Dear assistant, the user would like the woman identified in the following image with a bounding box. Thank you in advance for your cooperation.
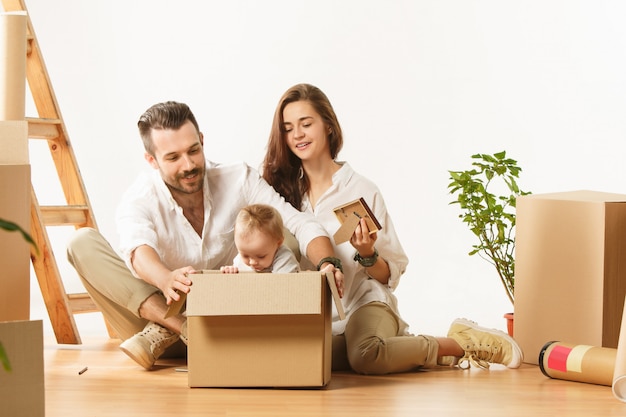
[262,83,523,374]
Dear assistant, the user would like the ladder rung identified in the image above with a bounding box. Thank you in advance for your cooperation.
[26,117,61,140]
[67,292,98,314]
[40,205,90,226]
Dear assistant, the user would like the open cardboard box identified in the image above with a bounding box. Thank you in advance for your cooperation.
[167,270,345,388]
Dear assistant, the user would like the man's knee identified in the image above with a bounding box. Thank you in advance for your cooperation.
[68,227,98,246]
[66,227,99,264]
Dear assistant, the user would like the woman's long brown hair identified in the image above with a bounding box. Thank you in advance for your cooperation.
[262,83,343,210]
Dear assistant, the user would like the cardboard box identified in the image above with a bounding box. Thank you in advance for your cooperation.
[0,121,28,164]
[0,320,45,417]
[515,190,626,364]
[0,164,31,321]
[0,121,31,321]
[170,271,344,388]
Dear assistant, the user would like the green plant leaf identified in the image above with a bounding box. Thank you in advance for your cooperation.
[0,218,39,254]
[447,151,530,305]
[493,150,506,159]
[0,342,11,372]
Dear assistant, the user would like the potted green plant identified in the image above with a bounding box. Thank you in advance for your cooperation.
[447,151,530,335]
[0,218,37,372]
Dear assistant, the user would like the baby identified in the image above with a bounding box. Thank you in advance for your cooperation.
[220,204,300,273]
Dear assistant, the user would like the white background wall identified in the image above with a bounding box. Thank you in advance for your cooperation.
[10,0,626,340]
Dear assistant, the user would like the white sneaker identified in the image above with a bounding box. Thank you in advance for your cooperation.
[447,318,523,369]
[119,322,179,370]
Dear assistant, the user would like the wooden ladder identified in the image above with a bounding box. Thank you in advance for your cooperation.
[2,0,113,344]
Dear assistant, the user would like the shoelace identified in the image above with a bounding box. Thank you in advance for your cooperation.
[458,352,490,370]
[143,324,178,345]
[457,345,503,370]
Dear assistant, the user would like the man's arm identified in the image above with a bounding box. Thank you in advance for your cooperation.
[305,236,344,297]
[131,245,194,305]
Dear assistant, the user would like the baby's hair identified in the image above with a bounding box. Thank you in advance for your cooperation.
[236,204,285,242]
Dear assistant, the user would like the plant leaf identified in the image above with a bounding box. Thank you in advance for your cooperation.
[447,151,530,305]
[0,342,11,372]
[0,218,39,254]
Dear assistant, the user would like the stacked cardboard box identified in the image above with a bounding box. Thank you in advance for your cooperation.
[0,121,43,416]
[0,121,30,321]
[515,190,626,365]
[1,13,44,416]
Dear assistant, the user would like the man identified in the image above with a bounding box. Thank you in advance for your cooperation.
[67,101,344,370]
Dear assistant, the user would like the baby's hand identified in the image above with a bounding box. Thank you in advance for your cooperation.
[220,265,239,274]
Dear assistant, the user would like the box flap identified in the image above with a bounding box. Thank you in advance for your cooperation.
[187,272,324,316]
[166,270,345,320]
[325,271,346,320]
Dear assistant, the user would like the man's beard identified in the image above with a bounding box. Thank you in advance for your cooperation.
[165,166,205,194]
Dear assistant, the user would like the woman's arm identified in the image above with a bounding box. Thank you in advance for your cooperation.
[305,236,345,297]
[351,218,391,285]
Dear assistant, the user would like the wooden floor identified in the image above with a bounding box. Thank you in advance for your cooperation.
[42,335,626,417]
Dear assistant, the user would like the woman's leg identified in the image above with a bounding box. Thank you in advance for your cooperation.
[344,302,439,375]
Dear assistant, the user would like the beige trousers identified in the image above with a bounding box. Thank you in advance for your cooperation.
[332,302,439,374]
[66,227,164,340]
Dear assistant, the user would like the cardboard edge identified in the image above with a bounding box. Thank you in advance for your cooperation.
[325,271,346,320]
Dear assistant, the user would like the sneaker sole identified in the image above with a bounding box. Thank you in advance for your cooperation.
[450,318,524,368]
[119,339,155,370]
